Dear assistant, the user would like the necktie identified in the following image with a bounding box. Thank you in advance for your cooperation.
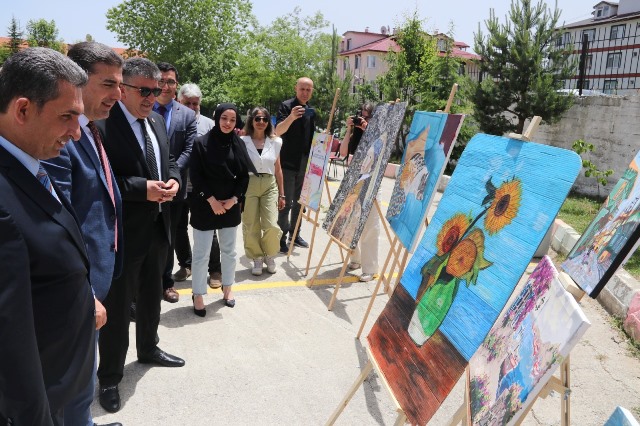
[88,121,118,251]
[157,105,167,118]
[138,118,160,181]
[36,163,54,195]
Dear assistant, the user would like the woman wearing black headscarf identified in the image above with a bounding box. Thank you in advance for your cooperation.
[189,103,256,316]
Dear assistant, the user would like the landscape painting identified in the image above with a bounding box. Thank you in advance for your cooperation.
[386,111,464,252]
[367,134,581,425]
[322,102,406,249]
[299,132,333,211]
[562,150,640,297]
[468,256,590,426]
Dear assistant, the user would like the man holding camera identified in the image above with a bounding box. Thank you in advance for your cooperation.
[275,77,315,253]
[339,102,379,282]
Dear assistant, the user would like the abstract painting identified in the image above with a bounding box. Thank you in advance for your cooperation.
[386,111,464,252]
[322,102,406,249]
[469,256,590,426]
[562,150,640,297]
[367,134,581,425]
[299,132,333,211]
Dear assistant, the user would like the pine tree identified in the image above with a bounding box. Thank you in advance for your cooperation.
[7,16,23,53]
[473,0,576,135]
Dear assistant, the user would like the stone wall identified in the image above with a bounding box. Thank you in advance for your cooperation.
[533,95,640,197]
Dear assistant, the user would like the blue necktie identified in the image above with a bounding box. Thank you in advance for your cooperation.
[36,163,54,195]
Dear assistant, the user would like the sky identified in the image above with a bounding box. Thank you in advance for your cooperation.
[6,0,593,50]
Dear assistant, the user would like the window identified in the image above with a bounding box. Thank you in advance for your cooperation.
[582,29,596,42]
[603,79,618,94]
[437,39,447,52]
[458,64,466,75]
[557,32,572,46]
[606,52,622,68]
[367,55,376,68]
[355,55,360,69]
[611,24,625,40]
[578,80,590,90]
[343,58,349,71]
[346,38,352,50]
[587,54,593,68]
[596,7,603,18]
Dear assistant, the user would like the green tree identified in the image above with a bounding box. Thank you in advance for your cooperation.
[107,0,254,108]
[472,0,576,135]
[7,16,24,53]
[26,19,64,52]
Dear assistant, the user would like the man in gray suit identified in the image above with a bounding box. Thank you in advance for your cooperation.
[154,62,197,303]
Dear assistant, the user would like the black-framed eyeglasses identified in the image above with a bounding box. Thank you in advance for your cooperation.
[253,116,269,123]
[159,79,177,88]
[120,82,162,97]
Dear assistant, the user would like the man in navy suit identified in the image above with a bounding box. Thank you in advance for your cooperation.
[43,42,124,426]
[154,62,196,303]
[0,47,95,426]
[96,57,185,414]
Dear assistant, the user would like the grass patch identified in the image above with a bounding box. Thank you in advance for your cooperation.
[610,316,640,359]
[558,195,640,280]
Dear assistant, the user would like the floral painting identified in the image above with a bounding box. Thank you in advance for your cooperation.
[469,256,590,426]
[322,102,406,249]
[562,150,640,297]
[386,112,464,252]
[367,134,581,425]
[299,132,333,211]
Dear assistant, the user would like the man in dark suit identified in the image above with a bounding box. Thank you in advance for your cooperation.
[43,42,124,426]
[154,62,196,303]
[96,57,185,414]
[0,47,95,426]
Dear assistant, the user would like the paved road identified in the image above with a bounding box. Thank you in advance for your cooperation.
[94,173,640,425]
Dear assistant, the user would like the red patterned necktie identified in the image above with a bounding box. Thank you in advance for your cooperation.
[87,121,118,251]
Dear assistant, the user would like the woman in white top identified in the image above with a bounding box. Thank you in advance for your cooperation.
[241,107,286,275]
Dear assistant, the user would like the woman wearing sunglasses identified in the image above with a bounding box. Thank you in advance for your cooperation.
[189,103,255,316]
[241,107,286,276]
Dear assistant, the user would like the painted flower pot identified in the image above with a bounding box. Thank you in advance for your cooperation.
[408,278,459,346]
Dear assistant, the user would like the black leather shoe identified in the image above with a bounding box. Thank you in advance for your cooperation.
[99,385,120,413]
[138,348,185,367]
[192,295,206,317]
[94,422,123,426]
[279,240,288,254]
[292,235,309,248]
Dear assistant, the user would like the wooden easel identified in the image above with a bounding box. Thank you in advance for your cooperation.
[287,88,341,276]
[326,346,407,426]
[308,198,391,311]
[356,83,460,337]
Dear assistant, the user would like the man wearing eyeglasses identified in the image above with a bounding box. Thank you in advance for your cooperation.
[95,57,185,414]
[153,62,196,304]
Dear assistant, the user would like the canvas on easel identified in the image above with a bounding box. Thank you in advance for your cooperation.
[299,132,333,211]
[366,134,581,425]
[562,149,640,297]
[468,256,590,426]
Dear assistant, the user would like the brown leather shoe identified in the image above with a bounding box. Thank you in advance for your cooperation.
[172,267,191,282]
[163,287,179,303]
[208,272,222,289]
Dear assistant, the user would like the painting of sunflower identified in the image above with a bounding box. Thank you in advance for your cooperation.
[485,178,522,235]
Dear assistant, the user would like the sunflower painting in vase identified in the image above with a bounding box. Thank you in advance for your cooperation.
[408,177,522,346]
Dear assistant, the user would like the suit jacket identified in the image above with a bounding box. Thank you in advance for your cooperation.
[0,145,95,425]
[96,102,181,254]
[43,127,124,302]
[162,101,196,200]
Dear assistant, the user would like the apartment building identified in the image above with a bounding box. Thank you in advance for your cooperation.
[337,27,480,95]
[558,0,640,94]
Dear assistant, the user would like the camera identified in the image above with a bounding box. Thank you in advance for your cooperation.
[352,116,362,126]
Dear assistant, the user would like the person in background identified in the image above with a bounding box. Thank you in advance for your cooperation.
[0,47,95,426]
[338,102,379,282]
[175,83,223,289]
[154,62,197,304]
[241,106,286,275]
[275,77,315,253]
[43,41,124,426]
[189,103,255,316]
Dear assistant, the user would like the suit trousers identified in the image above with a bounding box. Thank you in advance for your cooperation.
[277,155,307,242]
[63,332,98,426]
[98,219,167,386]
[175,194,222,273]
[242,174,282,259]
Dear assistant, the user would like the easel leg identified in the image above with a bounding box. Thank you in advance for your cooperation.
[325,361,374,426]
[309,239,333,287]
[328,249,353,311]
[388,249,409,296]
[288,207,305,257]
[393,411,407,426]
[561,355,570,426]
[304,209,321,276]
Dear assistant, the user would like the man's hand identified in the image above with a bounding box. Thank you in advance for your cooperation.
[95,298,107,330]
[161,179,180,202]
[290,105,305,121]
[147,180,167,202]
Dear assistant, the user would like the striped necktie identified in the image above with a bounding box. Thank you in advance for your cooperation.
[138,118,160,180]
[36,163,54,195]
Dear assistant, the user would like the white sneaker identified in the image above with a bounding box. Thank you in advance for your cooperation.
[348,262,361,270]
[264,255,277,274]
[359,273,374,282]
[251,258,263,276]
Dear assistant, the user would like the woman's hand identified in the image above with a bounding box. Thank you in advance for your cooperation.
[208,197,226,215]
[220,197,238,211]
